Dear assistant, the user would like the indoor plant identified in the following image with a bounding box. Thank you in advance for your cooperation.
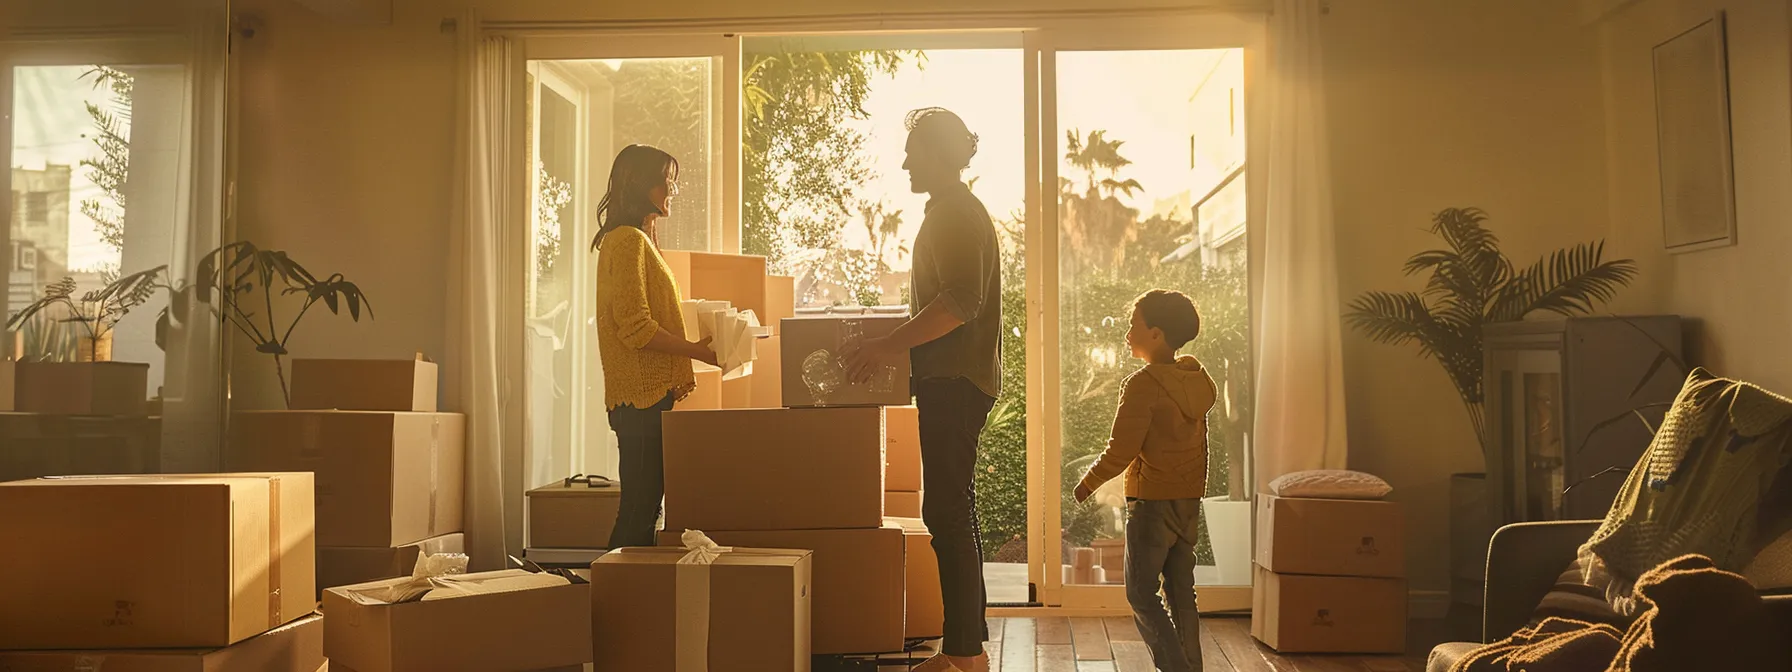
[6,266,167,362]
[160,241,373,408]
[1344,207,1637,605]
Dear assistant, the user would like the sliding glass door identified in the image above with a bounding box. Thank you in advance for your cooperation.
[1029,17,1265,612]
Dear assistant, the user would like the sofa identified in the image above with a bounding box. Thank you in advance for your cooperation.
[1426,520,1792,672]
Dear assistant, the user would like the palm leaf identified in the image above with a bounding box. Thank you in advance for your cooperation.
[1500,242,1637,319]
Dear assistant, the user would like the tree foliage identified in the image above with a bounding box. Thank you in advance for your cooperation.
[741,49,911,274]
[79,66,133,252]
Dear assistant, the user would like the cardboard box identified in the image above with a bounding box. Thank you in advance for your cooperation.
[886,405,921,491]
[0,473,317,649]
[1256,495,1405,578]
[228,412,465,547]
[663,407,885,531]
[721,372,756,409]
[0,613,325,672]
[318,533,466,595]
[661,250,769,320]
[0,414,160,482]
[888,517,944,640]
[675,367,723,410]
[324,570,591,672]
[765,275,796,335]
[290,357,439,412]
[1250,565,1407,654]
[780,314,912,407]
[0,359,14,411]
[751,335,783,408]
[528,480,622,549]
[655,524,903,655]
[885,491,922,518]
[594,546,811,670]
[14,361,149,415]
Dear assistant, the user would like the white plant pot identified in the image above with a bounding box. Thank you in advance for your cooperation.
[1202,496,1253,586]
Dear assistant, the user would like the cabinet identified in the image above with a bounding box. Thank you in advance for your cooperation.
[1484,316,1683,525]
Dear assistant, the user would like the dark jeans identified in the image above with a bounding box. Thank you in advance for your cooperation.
[1125,498,1204,672]
[606,392,674,550]
[915,377,997,657]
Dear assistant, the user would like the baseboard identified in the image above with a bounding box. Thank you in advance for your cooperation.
[1409,590,1452,619]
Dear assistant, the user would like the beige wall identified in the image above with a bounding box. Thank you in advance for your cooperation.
[1324,0,1611,596]
[1594,0,1792,391]
[231,0,456,408]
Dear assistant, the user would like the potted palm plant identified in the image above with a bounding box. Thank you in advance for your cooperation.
[1344,207,1637,605]
[5,266,167,415]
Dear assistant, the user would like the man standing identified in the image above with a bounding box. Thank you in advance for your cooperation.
[847,107,1001,672]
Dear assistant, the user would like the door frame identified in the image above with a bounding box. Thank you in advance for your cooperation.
[1026,14,1267,612]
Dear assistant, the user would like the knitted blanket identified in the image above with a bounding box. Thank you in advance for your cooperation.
[1451,554,1785,672]
[1578,368,1792,615]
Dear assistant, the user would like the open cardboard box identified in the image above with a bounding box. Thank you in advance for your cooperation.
[323,569,591,672]
[317,533,466,596]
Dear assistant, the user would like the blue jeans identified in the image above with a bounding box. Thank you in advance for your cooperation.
[1125,498,1204,672]
[916,377,997,657]
[606,392,674,549]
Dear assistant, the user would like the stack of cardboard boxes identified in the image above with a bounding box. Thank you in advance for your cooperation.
[0,333,161,481]
[1251,494,1408,654]
[660,251,794,412]
[227,356,468,596]
[323,566,592,671]
[0,473,326,672]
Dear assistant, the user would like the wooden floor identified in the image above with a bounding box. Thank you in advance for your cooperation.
[914,616,1433,672]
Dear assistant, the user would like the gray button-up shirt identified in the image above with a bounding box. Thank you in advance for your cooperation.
[908,181,1002,399]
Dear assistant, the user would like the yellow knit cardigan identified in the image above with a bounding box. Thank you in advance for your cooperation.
[595,226,693,410]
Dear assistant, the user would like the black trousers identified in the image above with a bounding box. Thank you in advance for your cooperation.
[915,377,997,657]
[606,392,674,550]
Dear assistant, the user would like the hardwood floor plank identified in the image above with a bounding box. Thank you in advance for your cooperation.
[988,642,1003,672]
[1037,618,1074,645]
[1110,641,1154,672]
[1287,656,1367,672]
[1201,624,1235,672]
[1002,618,1037,672]
[1074,662,1117,672]
[991,617,1006,642]
[1103,616,1143,642]
[1070,618,1113,661]
[1038,644,1078,672]
[1358,658,1416,672]
[1206,618,1275,672]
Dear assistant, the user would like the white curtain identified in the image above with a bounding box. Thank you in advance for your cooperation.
[1253,0,1349,492]
[448,12,525,571]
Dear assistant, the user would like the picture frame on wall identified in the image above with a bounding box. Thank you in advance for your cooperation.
[1651,12,1737,253]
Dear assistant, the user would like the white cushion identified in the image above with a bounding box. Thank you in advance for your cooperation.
[1267,470,1393,500]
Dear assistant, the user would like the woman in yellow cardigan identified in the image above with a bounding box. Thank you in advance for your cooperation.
[592,144,716,549]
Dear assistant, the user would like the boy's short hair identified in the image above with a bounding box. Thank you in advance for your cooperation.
[1133,289,1201,350]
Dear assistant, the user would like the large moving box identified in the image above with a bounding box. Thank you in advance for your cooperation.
[661,251,769,320]
[0,613,325,672]
[884,491,922,518]
[528,480,622,549]
[324,571,591,672]
[228,411,465,547]
[592,546,811,671]
[0,473,317,649]
[885,405,921,491]
[656,524,905,655]
[751,335,783,408]
[888,517,944,640]
[318,533,466,595]
[765,275,796,335]
[1250,565,1406,654]
[663,407,885,531]
[13,361,149,415]
[290,357,439,412]
[780,314,911,407]
[1256,495,1405,578]
[0,414,160,482]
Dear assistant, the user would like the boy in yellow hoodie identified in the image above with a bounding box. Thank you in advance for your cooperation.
[1075,289,1217,672]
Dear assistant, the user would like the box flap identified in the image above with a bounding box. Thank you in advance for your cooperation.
[597,546,810,568]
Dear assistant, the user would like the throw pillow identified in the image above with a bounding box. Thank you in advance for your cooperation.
[1267,469,1393,499]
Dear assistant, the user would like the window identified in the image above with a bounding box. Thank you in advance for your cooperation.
[24,192,49,226]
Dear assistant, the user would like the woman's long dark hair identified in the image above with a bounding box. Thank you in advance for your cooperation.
[591,144,679,250]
